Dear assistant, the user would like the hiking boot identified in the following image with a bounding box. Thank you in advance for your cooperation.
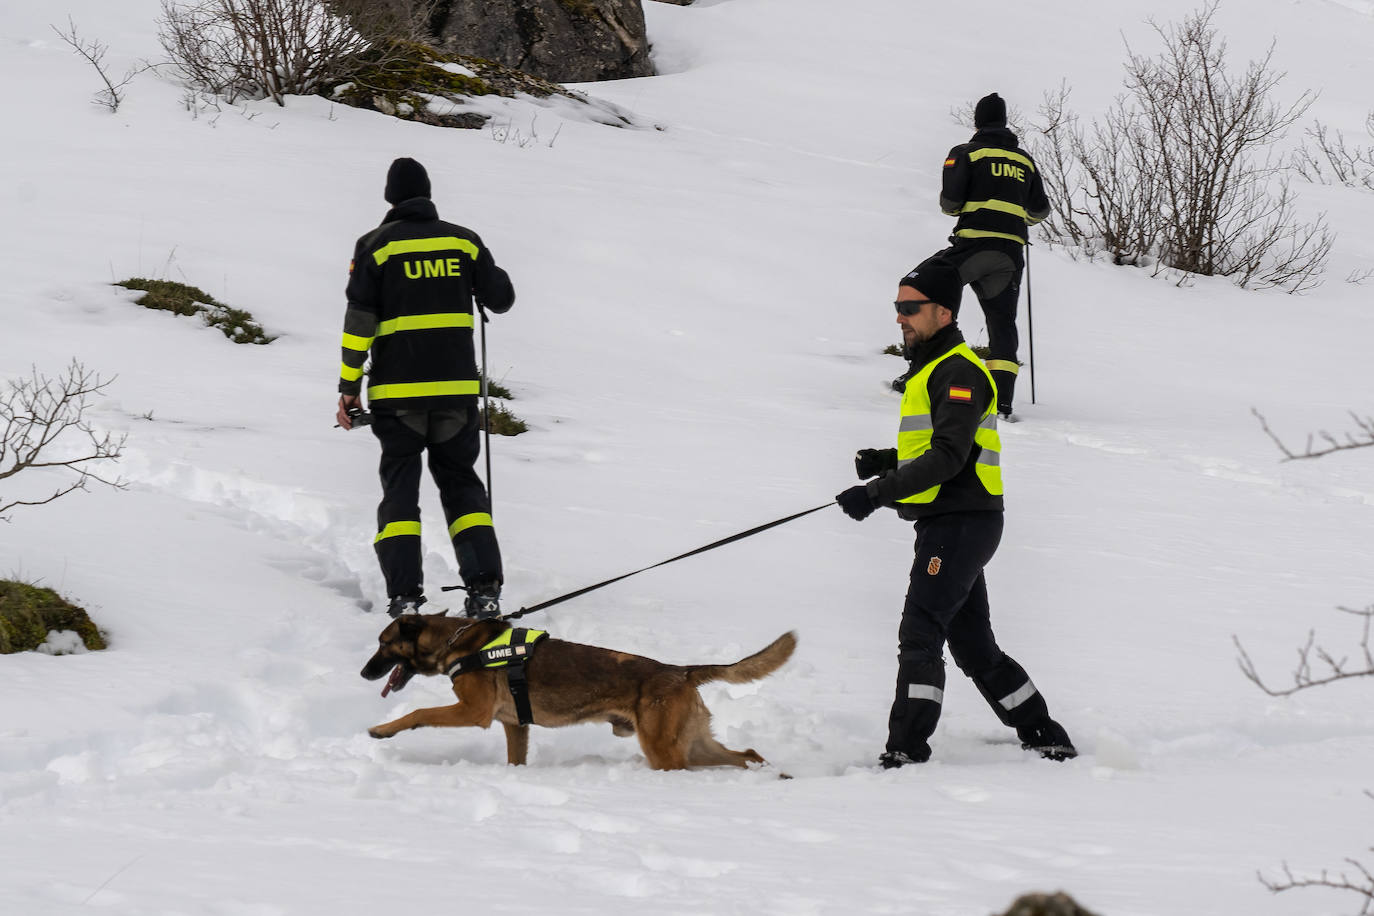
[878,749,928,769]
[463,580,502,620]
[386,593,427,618]
[998,408,1020,424]
[1017,718,1077,761]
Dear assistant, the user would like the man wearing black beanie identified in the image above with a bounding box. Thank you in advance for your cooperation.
[337,157,516,620]
[836,261,1075,768]
[915,91,1050,421]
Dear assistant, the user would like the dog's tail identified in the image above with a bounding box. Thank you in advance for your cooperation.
[686,632,797,687]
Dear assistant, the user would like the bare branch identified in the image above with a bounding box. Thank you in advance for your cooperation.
[1254,408,1374,461]
[0,361,126,521]
[1235,605,1374,696]
[1261,858,1374,914]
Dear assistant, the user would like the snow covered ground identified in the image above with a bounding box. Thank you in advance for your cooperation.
[3,0,1373,913]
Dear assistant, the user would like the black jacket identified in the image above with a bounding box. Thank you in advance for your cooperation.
[866,325,1004,519]
[340,198,515,410]
[940,127,1050,245]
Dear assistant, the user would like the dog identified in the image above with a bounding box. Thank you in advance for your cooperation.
[360,614,796,771]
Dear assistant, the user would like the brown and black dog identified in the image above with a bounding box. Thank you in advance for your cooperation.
[360,614,796,770]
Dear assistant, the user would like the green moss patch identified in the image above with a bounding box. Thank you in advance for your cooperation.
[115,278,275,345]
[482,374,514,400]
[327,41,617,130]
[480,402,528,436]
[0,580,106,654]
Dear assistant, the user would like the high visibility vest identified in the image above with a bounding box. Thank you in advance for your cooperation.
[896,343,1003,504]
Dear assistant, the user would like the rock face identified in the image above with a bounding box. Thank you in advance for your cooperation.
[432,0,653,82]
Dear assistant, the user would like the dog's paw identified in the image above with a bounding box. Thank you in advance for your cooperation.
[367,726,393,740]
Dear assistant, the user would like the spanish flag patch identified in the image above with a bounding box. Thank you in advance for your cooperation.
[948,386,973,402]
[943,157,957,168]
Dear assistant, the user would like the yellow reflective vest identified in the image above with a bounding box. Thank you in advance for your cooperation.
[896,342,1003,504]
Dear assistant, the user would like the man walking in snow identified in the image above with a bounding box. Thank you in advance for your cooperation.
[336,157,515,619]
[836,256,1074,768]
[907,92,1049,421]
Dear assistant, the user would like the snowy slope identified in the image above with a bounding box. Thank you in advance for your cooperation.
[3,1,1374,914]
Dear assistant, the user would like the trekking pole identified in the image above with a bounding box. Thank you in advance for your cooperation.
[1025,241,1037,405]
[478,303,493,512]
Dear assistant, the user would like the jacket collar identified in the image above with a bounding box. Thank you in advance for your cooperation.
[972,126,1019,147]
[903,323,965,369]
[382,197,438,223]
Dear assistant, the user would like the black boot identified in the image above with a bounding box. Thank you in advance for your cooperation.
[1016,718,1077,761]
[989,368,1018,419]
[462,579,502,620]
[386,593,427,618]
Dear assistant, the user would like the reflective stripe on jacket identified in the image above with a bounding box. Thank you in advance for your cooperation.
[940,127,1050,246]
[340,198,514,410]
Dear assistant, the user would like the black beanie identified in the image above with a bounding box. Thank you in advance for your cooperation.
[974,92,1007,129]
[899,256,964,316]
[384,157,431,204]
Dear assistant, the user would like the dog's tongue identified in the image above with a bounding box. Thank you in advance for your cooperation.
[382,665,405,698]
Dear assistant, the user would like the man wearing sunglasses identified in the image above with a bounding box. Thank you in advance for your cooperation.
[836,256,1074,769]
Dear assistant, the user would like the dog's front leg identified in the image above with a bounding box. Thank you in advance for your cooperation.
[368,677,497,739]
[502,722,529,765]
[367,700,495,739]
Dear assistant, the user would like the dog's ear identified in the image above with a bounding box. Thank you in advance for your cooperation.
[396,615,427,636]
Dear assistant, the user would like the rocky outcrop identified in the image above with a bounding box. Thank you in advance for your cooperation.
[996,893,1101,916]
[432,0,653,83]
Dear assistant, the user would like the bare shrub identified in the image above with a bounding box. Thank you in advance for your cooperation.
[1292,114,1374,191]
[157,0,432,105]
[1027,3,1331,291]
[1,362,125,521]
[1241,416,1374,914]
[51,16,150,112]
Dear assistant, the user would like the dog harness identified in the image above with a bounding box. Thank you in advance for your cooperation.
[445,628,548,726]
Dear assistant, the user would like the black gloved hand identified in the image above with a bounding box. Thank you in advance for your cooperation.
[854,448,893,480]
[836,485,878,521]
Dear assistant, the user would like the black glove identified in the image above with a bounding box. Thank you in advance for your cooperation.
[854,448,894,480]
[836,485,878,521]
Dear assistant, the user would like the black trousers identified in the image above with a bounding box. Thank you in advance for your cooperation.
[936,239,1025,412]
[886,510,1050,761]
[370,404,502,599]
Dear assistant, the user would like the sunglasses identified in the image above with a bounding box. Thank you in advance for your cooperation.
[894,298,936,316]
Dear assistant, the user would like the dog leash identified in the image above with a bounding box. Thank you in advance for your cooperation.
[496,502,836,621]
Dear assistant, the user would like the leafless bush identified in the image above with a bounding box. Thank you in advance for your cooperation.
[1,362,125,521]
[1292,115,1374,191]
[157,0,433,105]
[51,16,150,112]
[1027,3,1331,291]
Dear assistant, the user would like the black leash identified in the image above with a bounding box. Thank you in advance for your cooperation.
[496,502,835,621]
